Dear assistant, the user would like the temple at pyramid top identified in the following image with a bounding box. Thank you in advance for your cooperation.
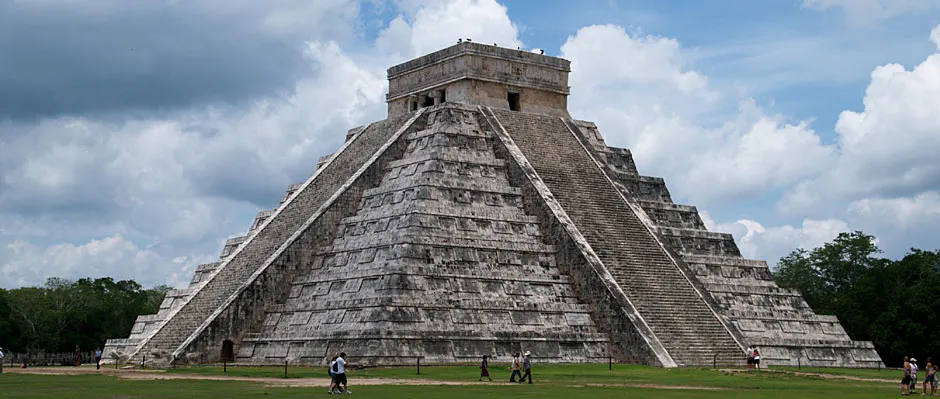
[386,42,571,117]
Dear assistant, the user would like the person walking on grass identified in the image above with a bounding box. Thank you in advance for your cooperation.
[331,352,351,394]
[0,346,5,374]
[328,355,339,394]
[912,358,921,395]
[73,344,81,367]
[479,354,492,382]
[519,351,533,384]
[509,353,522,382]
[922,357,937,396]
[903,356,914,396]
[94,347,102,370]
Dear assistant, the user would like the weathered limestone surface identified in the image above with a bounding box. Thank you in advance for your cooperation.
[485,108,744,366]
[386,42,571,118]
[106,42,883,368]
[110,110,423,364]
[563,117,883,368]
[238,105,609,365]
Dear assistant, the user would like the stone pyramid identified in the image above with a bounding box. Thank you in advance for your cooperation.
[105,42,884,368]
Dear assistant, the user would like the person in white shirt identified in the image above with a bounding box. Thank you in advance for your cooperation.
[328,355,339,394]
[0,346,5,374]
[332,352,350,394]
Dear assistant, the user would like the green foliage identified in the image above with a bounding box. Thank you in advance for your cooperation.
[0,277,168,353]
[773,231,940,366]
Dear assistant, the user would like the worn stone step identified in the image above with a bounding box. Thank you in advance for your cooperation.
[492,108,743,366]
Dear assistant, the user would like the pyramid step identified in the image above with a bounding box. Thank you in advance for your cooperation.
[490,108,743,366]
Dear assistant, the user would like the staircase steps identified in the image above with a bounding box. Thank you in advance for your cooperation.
[489,108,743,366]
[129,112,419,362]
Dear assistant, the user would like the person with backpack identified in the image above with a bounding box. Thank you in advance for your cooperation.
[328,356,339,394]
[509,353,522,382]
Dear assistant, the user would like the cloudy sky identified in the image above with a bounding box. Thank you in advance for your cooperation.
[2,0,939,289]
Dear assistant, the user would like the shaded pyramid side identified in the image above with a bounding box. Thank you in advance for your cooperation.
[105,110,426,364]
[103,178,322,362]
[237,105,611,365]
[560,118,883,368]
[485,108,745,366]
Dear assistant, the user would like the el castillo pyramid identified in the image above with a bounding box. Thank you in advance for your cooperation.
[104,42,884,368]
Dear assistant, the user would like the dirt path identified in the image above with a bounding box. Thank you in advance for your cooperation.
[717,368,896,383]
[6,366,726,390]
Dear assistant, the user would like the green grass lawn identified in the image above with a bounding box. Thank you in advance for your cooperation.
[169,362,899,384]
[0,364,903,399]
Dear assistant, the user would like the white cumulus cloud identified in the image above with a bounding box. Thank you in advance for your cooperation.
[780,24,940,216]
[0,0,525,289]
[561,24,834,207]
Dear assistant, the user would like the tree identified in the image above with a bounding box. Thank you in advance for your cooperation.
[1,277,169,354]
[773,232,940,367]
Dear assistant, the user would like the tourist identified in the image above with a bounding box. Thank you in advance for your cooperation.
[479,354,492,381]
[0,346,5,374]
[509,353,522,382]
[332,352,350,394]
[73,344,81,367]
[922,357,937,396]
[746,346,754,369]
[752,348,761,370]
[912,358,920,394]
[519,351,533,384]
[903,356,913,396]
[94,347,102,370]
[328,355,339,394]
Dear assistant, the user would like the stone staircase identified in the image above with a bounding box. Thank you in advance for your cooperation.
[235,104,610,365]
[488,108,743,366]
[564,117,883,368]
[126,111,422,364]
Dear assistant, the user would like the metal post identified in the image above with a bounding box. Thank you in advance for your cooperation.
[609,355,612,370]
[284,360,288,378]
[142,355,146,370]
[713,353,717,369]
[798,357,801,370]
[417,357,421,375]
[223,360,226,373]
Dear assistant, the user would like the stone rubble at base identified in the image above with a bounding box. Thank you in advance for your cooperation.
[103,42,884,369]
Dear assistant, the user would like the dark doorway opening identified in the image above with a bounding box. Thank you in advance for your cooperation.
[221,340,235,362]
[423,96,435,107]
[508,92,521,111]
[411,101,418,111]
[439,90,446,104]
